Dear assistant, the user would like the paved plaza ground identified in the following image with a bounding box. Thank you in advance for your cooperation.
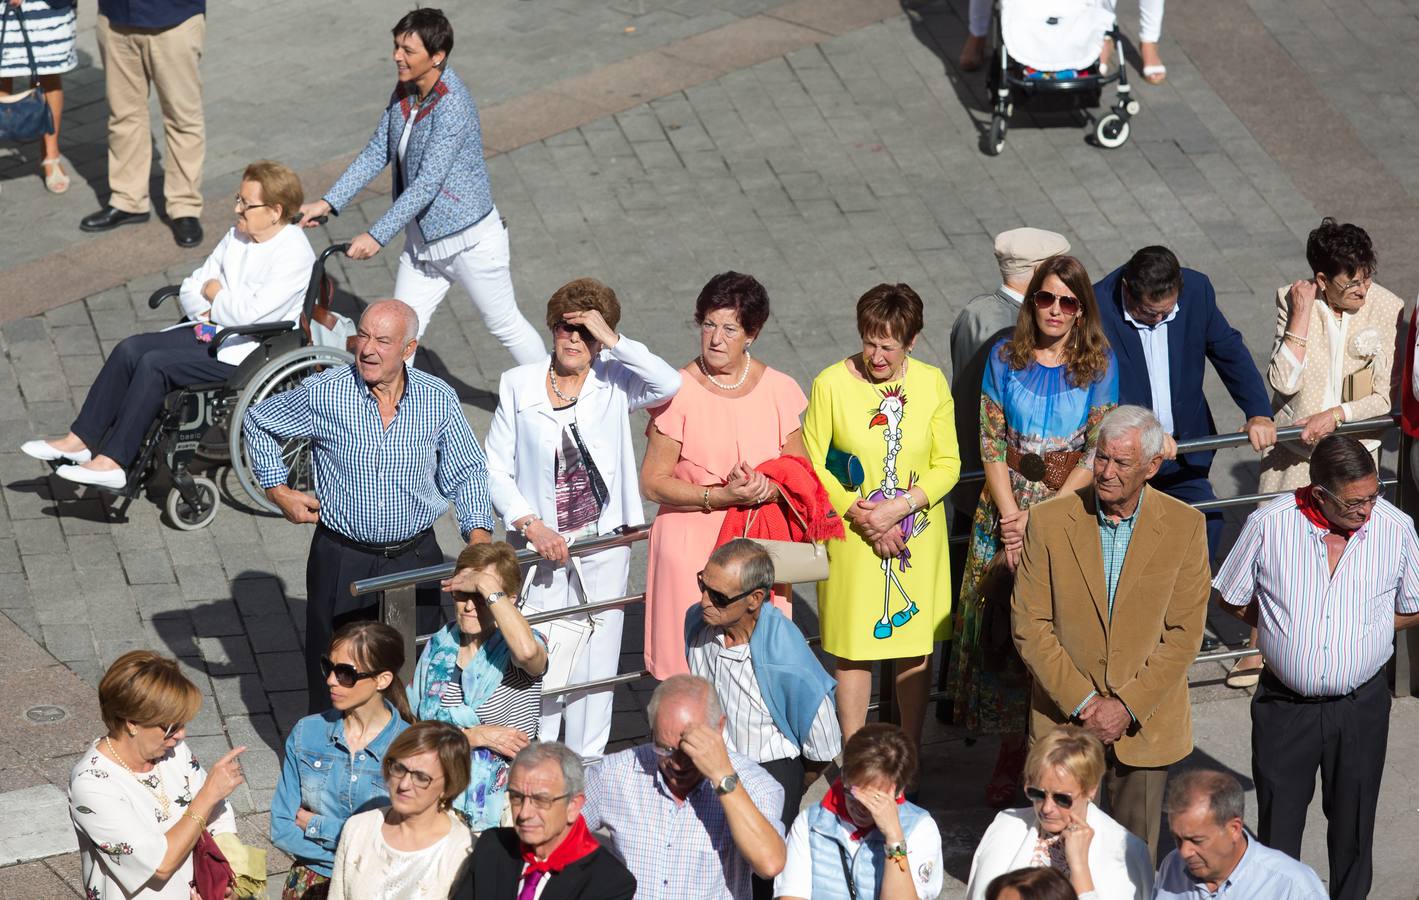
[3,0,1419,896]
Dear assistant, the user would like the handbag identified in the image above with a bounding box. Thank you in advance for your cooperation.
[975,550,1027,677]
[0,5,56,143]
[524,528,596,698]
[190,829,235,900]
[742,504,829,584]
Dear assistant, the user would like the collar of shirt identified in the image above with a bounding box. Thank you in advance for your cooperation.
[1098,489,1144,529]
[359,363,412,409]
[1000,285,1025,305]
[1121,303,1179,331]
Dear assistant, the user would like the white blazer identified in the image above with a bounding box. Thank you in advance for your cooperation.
[966,804,1154,900]
[485,335,681,536]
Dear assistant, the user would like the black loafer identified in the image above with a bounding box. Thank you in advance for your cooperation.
[1200,634,1220,652]
[80,206,151,233]
[171,217,203,248]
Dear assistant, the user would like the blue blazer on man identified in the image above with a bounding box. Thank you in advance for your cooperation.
[1094,265,1271,476]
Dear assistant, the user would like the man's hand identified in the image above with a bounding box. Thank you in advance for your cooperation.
[466,528,492,546]
[344,232,382,260]
[1243,416,1277,452]
[1078,696,1131,745]
[266,486,320,525]
[678,722,735,784]
[1161,433,1178,461]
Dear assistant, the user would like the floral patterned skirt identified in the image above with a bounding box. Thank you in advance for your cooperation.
[282,865,330,900]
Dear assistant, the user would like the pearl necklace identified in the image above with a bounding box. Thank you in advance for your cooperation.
[104,736,171,819]
[547,364,585,405]
[698,350,751,390]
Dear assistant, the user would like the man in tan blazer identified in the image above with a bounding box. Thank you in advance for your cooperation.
[1012,405,1210,857]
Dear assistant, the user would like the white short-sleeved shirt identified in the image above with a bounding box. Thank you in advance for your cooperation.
[773,809,943,900]
[69,740,236,900]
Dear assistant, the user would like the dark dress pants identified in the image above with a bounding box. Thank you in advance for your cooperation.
[752,755,807,900]
[1252,668,1389,900]
[70,329,234,468]
[303,524,447,714]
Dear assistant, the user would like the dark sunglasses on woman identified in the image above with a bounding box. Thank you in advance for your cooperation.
[1025,785,1076,809]
[1031,290,1080,317]
[320,655,378,688]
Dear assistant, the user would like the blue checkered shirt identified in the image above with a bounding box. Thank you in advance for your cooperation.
[1072,492,1143,717]
[583,745,785,900]
[241,363,493,543]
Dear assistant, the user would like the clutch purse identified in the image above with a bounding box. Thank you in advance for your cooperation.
[1341,364,1373,404]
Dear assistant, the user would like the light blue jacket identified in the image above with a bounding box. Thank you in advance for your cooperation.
[269,701,410,876]
[324,66,495,247]
[804,801,934,900]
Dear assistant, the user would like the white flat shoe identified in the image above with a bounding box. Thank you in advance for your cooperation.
[22,440,92,464]
[56,464,126,491]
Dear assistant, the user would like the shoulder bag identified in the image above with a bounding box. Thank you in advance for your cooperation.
[743,503,829,584]
[0,4,56,143]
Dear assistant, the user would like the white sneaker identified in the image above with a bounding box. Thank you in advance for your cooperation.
[55,464,126,491]
[21,440,92,464]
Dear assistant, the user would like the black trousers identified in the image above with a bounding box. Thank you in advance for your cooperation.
[70,329,234,467]
[304,524,447,714]
[1150,462,1222,561]
[752,755,807,900]
[1252,667,1389,900]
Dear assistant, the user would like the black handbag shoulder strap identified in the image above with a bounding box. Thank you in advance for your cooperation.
[0,4,42,87]
[835,842,861,900]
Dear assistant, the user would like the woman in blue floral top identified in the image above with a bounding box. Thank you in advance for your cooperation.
[69,651,246,899]
[271,622,414,898]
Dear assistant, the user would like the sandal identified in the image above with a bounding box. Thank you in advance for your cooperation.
[1225,654,1264,689]
[1142,65,1167,85]
[1140,42,1166,84]
[42,155,70,194]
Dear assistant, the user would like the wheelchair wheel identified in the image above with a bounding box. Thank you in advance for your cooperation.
[166,475,220,531]
[227,345,354,514]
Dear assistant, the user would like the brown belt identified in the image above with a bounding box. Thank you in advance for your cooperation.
[1006,446,1083,493]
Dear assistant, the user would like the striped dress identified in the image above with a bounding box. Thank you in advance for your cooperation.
[0,1,77,78]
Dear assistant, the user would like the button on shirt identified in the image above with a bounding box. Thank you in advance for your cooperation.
[242,363,493,543]
[1214,494,1419,696]
[583,745,785,900]
[1122,304,1178,434]
[1154,832,1327,899]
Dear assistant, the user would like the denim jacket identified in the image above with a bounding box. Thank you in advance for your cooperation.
[323,66,495,247]
[269,701,409,876]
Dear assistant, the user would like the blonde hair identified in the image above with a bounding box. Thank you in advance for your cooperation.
[241,159,304,221]
[98,651,203,737]
[1024,724,1105,794]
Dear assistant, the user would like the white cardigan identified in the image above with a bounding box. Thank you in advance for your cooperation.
[966,804,1154,900]
[485,335,681,536]
[175,224,315,364]
[328,808,472,900]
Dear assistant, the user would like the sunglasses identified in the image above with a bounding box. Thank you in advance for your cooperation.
[553,322,595,342]
[320,655,378,689]
[1031,290,1081,317]
[1025,786,1076,809]
[696,571,762,608]
[388,759,438,789]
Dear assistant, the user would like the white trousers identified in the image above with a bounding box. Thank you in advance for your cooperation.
[523,546,629,759]
[973,0,1163,43]
[392,212,546,365]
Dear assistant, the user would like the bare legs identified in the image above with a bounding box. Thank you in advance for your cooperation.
[835,654,932,747]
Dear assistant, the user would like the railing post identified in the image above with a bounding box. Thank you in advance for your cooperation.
[1395,430,1419,698]
[380,585,418,685]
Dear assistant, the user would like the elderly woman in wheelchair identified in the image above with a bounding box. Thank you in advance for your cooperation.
[22,160,316,493]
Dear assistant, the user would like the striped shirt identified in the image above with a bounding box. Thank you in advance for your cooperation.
[436,663,541,738]
[686,632,841,764]
[583,745,785,900]
[242,363,493,543]
[1214,493,1419,696]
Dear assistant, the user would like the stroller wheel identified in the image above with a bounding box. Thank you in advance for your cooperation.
[166,476,220,531]
[1094,113,1130,149]
[987,116,1008,156]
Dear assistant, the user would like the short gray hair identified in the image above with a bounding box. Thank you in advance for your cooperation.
[1097,404,1165,459]
[1164,769,1245,828]
[707,538,776,596]
[647,674,723,730]
[511,741,586,797]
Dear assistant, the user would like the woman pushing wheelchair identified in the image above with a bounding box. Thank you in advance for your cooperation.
[21,160,315,492]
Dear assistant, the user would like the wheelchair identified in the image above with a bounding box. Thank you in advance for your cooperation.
[99,243,355,530]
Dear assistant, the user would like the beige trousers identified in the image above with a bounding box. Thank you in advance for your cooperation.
[95,14,205,217]
[1101,753,1170,861]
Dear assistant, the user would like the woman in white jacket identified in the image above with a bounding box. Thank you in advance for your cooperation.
[22,160,314,492]
[486,277,681,758]
[967,725,1154,900]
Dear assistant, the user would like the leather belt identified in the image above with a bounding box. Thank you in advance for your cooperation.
[318,523,432,559]
[1006,446,1083,493]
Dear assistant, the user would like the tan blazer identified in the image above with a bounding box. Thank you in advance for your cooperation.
[1011,485,1210,768]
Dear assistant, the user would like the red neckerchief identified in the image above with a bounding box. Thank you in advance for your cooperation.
[522,815,601,875]
[819,778,904,841]
[1295,486,1355,539]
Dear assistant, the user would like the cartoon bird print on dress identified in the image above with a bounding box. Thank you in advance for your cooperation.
[866,385,928,639]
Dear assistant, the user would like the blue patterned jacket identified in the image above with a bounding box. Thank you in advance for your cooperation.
[324,66,495,247]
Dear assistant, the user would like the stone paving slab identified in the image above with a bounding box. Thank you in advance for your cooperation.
[0,784,77,867]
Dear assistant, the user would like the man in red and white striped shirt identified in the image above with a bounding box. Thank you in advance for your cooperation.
[1214,434,1419,900]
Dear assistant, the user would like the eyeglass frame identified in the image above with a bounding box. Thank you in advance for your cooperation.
[1024,785,1076,809]
[1326,271,1373,296]
[1315,483,1382,513]
[387,759,440,789]
[233,194,270,213]
[696,570,765,608]
[507,788,573,810]
[320,655,379,688]
[1030,289,1081,317]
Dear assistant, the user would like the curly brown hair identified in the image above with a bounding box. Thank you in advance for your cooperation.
[999,255,1111,388]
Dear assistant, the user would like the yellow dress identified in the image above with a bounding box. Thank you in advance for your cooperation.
[803,359,960,661]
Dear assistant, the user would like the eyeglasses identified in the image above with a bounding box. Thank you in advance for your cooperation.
[1031,290,1080,317]
[1025,786,1076,809]
[388,760,438,789]
[452,591,485,608]
[696,571,763,608]
[1316,484,1381,513]
[649,742,684,760]
[552,322,594,342]
[1331,273,1372,296]
[233,195,269,213]
[508,789,572,810]
[148,722,182,740]
[320,655,379,689]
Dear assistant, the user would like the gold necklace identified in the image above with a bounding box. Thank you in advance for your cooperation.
[104,736,171,819]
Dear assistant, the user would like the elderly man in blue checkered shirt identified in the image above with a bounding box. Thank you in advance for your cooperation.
[243,298,494,713]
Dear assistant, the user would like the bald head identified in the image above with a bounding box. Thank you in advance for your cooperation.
[355,299,419,388]
[362,299,420,345]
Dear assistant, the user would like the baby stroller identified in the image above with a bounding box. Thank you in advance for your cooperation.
[984,0,1140,155]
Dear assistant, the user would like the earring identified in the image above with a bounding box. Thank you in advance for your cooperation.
[127,727,137,737]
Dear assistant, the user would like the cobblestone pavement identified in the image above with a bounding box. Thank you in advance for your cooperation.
[4,0,1419,896]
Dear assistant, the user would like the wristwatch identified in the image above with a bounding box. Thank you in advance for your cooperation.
[484,591,507,606]
[713,772,740,796]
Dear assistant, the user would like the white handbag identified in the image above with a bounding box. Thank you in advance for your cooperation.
[523,529,597,698]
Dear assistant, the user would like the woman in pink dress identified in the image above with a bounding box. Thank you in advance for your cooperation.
[640,272,808,678]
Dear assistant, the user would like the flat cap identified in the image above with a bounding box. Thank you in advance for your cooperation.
[994,227,1071,280]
